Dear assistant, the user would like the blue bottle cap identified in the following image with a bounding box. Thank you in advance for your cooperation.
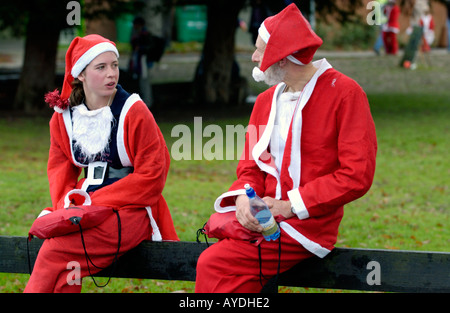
[244,184,255,198]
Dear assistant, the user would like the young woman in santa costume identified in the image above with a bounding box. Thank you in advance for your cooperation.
[24,34,178,293]
[195,4,377,293]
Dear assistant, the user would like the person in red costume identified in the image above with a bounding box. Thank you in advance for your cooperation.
[382,0,401,55]
[195,4,377,293]
[24,34,178,293]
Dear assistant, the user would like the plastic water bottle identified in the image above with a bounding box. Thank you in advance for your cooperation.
[244,184,280,241]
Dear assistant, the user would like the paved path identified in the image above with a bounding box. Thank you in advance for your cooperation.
[1,37,449,97]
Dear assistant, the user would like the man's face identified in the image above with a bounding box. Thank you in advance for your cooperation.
[251,35,266,68]
[251,35,286,86]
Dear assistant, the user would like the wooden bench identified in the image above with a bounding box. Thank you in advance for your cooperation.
[1,235,449,292]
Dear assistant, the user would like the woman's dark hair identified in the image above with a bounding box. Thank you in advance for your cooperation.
[69,78,85,107]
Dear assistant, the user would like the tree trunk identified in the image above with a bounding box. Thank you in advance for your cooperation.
[14,0,66,113]
[195,0,245,106]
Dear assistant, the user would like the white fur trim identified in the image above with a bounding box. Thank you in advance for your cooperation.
[117,93,142,167]
[54,106,65,114]
[286,55,305,66]
[280,221,331,258]
[258,22,271,43]
[287,189,309,219]
[64,189,92,208]
[37,209,52,218]
[214,189,246,212]
[251,83,285,200]
[62,108,86,168]
[145,206,162,241]
[71,42,119,78]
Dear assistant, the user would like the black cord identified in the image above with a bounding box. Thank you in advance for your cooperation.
[196,222,209,247]
[259,229,282,293]
[78,209,121,288]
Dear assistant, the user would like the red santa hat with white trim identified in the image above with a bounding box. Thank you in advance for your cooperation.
[258,3,322,72]
[45,34,119,113]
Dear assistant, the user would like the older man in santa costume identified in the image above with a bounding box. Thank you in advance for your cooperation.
[195,4,377,293]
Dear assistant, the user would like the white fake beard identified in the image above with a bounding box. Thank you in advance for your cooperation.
[72,104,114,162]
[252,63,287,86]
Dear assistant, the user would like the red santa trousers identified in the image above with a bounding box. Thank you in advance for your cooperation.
[195,230,314,293]
[383,31,398,55]
[24,207,151,293]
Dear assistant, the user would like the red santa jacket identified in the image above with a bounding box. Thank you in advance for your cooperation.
[383,4,400,33]
[214,59,377,257]
[45,92,178,241]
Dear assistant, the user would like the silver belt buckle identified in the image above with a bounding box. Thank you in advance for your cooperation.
[86,161,108,185]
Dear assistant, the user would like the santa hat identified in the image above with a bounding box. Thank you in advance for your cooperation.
[258,3,322,72]
[45,34,119,113]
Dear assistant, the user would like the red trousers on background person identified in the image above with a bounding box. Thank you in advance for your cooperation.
[195,231,314,293]
[24,208,151,293]
[383,31,398,55]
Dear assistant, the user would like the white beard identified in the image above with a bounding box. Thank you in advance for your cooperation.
[72,104,114,162]
[252,63,286,86]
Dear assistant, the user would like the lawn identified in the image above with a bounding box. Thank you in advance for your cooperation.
[0,54,449,292]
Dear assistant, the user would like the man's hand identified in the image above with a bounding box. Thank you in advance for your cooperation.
[235,195,263,232]
[235,195,296,232]
[262,196,295,219]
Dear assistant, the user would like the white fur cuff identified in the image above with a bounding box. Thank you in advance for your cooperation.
[64,189,92,208]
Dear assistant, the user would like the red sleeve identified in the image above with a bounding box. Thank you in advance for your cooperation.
[391,6,400,25]
[299,85,377,217]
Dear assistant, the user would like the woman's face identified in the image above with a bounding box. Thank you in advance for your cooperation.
[78,51,119,101]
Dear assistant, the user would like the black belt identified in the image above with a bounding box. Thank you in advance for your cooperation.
[84,162,133,184]
[108,166,134,179]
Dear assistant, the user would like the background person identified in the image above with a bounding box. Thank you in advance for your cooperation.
[129,16,153,108]
[382,0,400,55]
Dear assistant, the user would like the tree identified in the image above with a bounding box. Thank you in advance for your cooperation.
[194,0,246,106]
[0,0,134,113]
[13,0,68,113]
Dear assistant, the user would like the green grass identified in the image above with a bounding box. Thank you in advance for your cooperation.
[0,92,448,293]
[338,94,449,251]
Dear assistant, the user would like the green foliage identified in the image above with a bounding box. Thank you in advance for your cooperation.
[316,20,377,50]
[166,41,204,54]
